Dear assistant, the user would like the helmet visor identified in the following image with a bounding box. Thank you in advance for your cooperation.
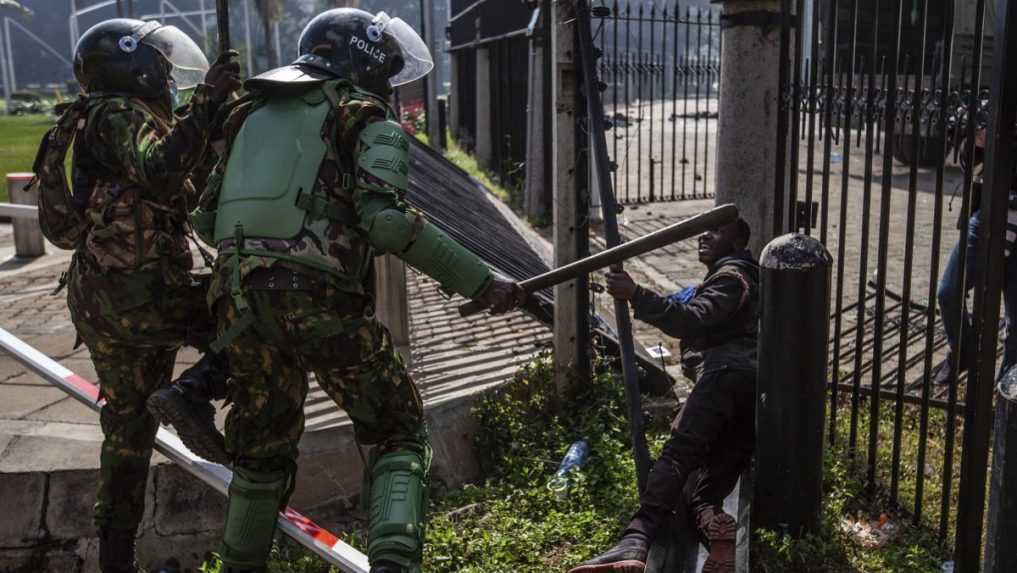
[142,25,209,90]
[373,13,433,86]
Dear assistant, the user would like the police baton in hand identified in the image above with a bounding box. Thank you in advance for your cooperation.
[458,203,739,317]
[216,0,231,56]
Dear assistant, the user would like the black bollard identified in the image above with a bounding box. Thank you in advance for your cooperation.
[754,233,832,537]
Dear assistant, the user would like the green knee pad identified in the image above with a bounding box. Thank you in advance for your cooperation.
[220,467,289,570]
[367,449,431,572]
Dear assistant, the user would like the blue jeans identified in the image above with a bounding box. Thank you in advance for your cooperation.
[937,211,1017,375]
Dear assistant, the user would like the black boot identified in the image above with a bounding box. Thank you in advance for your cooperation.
[568,532,649,573]
[98,527,138,573]
[147,353,230,464]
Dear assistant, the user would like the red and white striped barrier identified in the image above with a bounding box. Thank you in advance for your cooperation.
[0,327,370,573]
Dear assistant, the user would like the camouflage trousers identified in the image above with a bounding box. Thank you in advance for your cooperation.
[67,254,216,533]
[213,277,426,479]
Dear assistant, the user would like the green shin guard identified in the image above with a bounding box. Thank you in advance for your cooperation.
[220,467,289,570]
[367,449,431,572]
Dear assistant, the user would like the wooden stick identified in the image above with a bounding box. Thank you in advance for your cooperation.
[459,203,739,317]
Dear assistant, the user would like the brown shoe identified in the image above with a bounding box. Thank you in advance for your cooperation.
[698,509,736,573]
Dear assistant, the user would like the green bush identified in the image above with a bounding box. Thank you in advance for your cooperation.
[424,352,659,572]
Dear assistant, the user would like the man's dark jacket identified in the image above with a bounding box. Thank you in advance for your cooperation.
[630,250,759,380]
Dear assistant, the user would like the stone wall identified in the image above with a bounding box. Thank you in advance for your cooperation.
[0,465,224,573]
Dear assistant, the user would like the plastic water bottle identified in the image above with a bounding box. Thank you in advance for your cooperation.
[547,439,590,496]
[941,562,954,573]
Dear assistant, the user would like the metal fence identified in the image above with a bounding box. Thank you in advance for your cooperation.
[595,1,721,203]
[774,0,1016,568]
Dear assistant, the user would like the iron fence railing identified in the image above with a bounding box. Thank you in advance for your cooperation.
[594,2,721,203]
[775,0,1016,569]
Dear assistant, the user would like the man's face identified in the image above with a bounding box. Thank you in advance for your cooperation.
[698,222,740,265]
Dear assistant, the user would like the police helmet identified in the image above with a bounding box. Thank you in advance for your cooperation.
[247,9,433,95]
[74,19,209,99]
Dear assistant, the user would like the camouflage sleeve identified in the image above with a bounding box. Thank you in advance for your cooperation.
[90,85,216,196]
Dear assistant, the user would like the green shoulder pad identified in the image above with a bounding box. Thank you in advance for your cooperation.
[358,120,411,192]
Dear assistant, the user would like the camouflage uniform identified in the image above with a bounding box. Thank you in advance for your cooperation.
[62,86,218,533]
[203,87,425,476]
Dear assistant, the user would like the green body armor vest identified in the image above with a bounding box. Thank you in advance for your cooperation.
[214,88,335,244]
[201,82,492,305]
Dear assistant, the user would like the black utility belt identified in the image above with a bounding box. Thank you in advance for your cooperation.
[242,266,375,317]
[244,266,327,293]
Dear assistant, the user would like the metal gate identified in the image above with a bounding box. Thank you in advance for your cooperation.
[595,1,721,203]
[774,0,1017,569]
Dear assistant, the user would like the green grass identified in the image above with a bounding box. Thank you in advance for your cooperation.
[751,396,959,572]
[0,114,52,201]
[441,136,512,203]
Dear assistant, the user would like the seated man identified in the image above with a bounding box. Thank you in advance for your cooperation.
[569,218,758,573]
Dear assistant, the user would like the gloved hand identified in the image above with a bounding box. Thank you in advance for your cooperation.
[204,50,242,104]
[473,278,526,315]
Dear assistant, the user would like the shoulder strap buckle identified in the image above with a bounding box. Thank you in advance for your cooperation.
[295,188,358,226]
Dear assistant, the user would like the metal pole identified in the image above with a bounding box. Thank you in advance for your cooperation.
[754,233,832,537]
[273,20,281,66]
[69,0,78,60]
[423,0,440,146]
[0,19,10,114]
[3,18,15,93]
[200,0,209,53]
[963,0,1017,569]
[575,0,650,491]
[243,0,253,75]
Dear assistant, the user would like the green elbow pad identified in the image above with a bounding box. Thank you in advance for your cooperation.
[368,209,492,299]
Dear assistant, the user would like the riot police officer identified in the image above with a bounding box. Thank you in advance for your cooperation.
[38,18,240,572]
[176,8,523,573]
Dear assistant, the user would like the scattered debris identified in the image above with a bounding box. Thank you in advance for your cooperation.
[646,343,672,362]
[547,439,590,498]
[839,511,898,548]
